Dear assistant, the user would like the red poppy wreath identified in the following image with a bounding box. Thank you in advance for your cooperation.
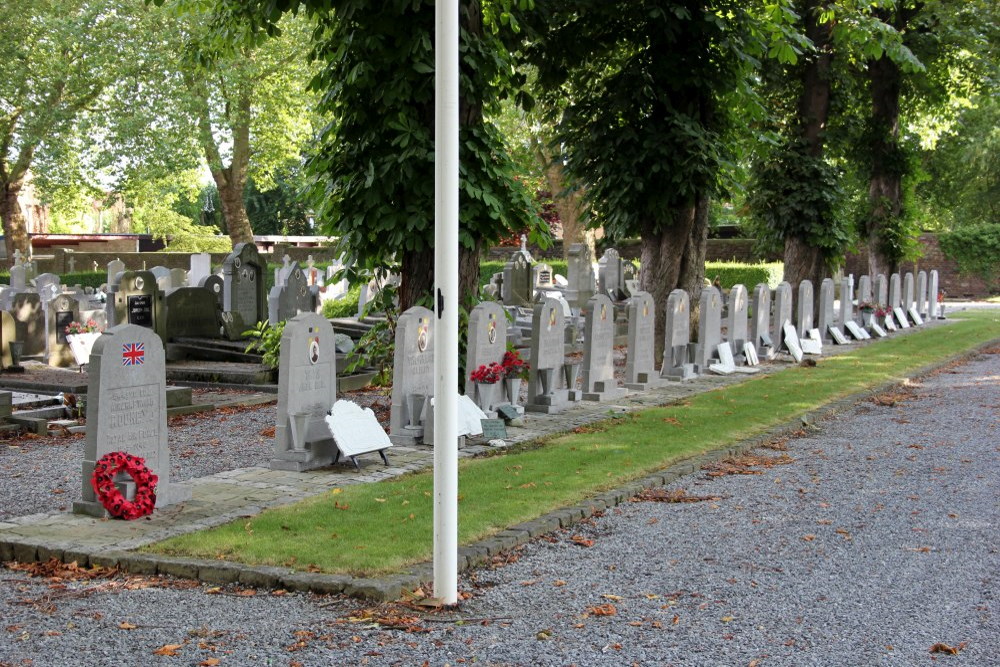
[90,452,158,520]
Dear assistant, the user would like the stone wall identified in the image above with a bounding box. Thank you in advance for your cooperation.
[843,233,998,299]
[488,238,772,263]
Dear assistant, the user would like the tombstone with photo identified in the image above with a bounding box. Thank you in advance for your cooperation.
[389,306,435,444]
[625,291,658,390]
[526,297,570,413]
[222,242,266,328]
[46,293,82,367]
[726,284,749,363]
[581,294,626,401]
[661,289,696,380]
[695,286,723,371]
[109,271,166,344]
[818,278,835,343]
[796,280,814,339]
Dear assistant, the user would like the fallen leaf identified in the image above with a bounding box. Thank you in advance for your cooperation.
[601,594,624,602]
[929,642,965,655]
[152,643,184,656]
[205,587,223,595]
[199,660,221,667]
[586,604,617,617]
[118,622,137,630]
[802,534,815,542]
[553,580,566,587]
[721,616,735,623]
[570,535,595,548]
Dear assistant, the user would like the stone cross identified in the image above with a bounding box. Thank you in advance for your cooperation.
[520,234,527,253]
[67,256,76,273]
[283,254,292,269]
[12,249,22,266]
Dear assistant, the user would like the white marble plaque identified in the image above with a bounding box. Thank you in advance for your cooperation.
[893,306,911,329]
[326,400,392,458]
[844,320,868,340]
[782,321,803,363]
[871,322,887,337]
[907,306,924,326]
[742,342,760,366]
[829,326,849,345]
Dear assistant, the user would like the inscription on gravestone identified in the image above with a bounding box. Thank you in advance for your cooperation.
[128,295,153,327]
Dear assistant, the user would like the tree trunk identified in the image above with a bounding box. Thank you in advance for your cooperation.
[399,245,435,313]
[533,140,592,261]
[640,196,709,365]
[784,0,833,297]
[1,182,29,264]
[459,238,483,306]
[865,54,903,278]
[214,168,254,247]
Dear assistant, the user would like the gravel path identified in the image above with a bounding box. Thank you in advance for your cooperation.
[0,349,996,665]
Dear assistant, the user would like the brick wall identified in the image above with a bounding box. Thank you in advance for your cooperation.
[489,238,773,263]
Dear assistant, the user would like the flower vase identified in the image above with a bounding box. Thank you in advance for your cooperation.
[504,377,522,406]
[563,362,580,390]
[476,381,500,413]
[861,310,874,328]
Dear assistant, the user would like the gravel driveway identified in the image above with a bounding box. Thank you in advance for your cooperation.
[0,349,996,666]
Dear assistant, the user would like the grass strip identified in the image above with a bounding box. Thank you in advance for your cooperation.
[147,310,999,575]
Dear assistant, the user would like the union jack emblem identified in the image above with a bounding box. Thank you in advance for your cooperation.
[122,342,145,366]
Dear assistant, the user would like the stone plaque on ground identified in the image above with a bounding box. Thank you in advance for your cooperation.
[907,305,924,326]
[709,341,736,375]
[501,250,533,307]
[526,297,570,413]
[771,282,793,352]
[272,313,338,471]
[695,286,723,371]
[625,291,658,390]
[871,322,887,337]
[796,280,814,338]
[844,320,869,340]
[727,284,749,361]
[928,270,940,319]
[46,293,82,367]
[465,301,508,399]
[582,294,625,401]
[829,325,849,344]
[782,322,803,363]
[888,273,901,309]
[222,242,265,327]
[389,306,435,443]
[661,289,696,380]
[11,292,45,356]
[325,400,391,467]
[800,329,822,355]
[750,283,771,354]
[74,324,189,516]
[818,278,835,343]
[893,306,910,329]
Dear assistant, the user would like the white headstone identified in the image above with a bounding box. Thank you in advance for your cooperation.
[782,321,803,363]
[325,400,392,464]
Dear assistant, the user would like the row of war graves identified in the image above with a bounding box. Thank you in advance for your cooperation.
[0,243,358,371]
[63,234,942,516]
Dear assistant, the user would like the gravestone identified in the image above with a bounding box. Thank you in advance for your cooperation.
[268,262,318,325]
[164,287,223,340]
[272,313,339,471]
[916,270,928,317]
[801,329,823,355]
[150,266,172,292]
[621,262,640,298]
[726,284,749,362]
[501,250,533,307]
[46,293,82,367]
[695,286,723,371]
[661,289,696,380]
[771,282,793,352]
[169,268,188,289]
[796,280,814,338]
[749,283,772,354]
[625,291,658,390]
[74,324,190,517]
[838,277,854,330]
[9,262,26,290]
[106,258,125,287]
[817,278,835,343]
[533,263,555,293]
[11,292,45,356]
[389,306,435,444]
[582,294,625,401]
[928,270,940,319]
[189,253,212,287]
[222,242,266,327]
[201,274,225,308]
[465,301,508,403]
[874,274,888,308]
[526,297,570,413]
[709,341,736,375]
[782,322,804,363]
[903,272,915,313]
[857,275,873,309]
[0,311,14,367]
[109,271,166,344]
[35,273,60,301]
[888,273,901,309]
[325,401,392,468]
[565,243,596,309]
[597,249,626,301]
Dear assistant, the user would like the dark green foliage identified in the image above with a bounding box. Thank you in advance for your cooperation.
[746,141,852,267]
[706,262,784,290]
[244,165,313,236]
[939,224,1000,283]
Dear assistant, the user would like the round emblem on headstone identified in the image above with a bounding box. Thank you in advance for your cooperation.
[213,283,221,293]
[548,307,556,330]
[134,277,144,290]
[643,303,649,318]
[241,268,249,280]
[488,317,497,344]
[308,337,320,364]
[234,258,242,269]
[299,286,307,297]
[295,269,302,280]
[249,271,255,282]
[417,319,429,352]
[600,303,607,321]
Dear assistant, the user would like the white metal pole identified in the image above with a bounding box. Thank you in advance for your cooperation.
[433,0,459,605]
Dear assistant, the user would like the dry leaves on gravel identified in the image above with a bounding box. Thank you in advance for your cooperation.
[632,488,724,503]
[929,642,966,655]
[702,454,794,477]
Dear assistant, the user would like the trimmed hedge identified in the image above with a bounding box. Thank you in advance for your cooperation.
[706,261,784,289]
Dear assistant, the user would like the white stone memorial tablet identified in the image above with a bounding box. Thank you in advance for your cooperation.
[907,306,924,326]
[800,337,822,355]
[326,400,392,459]
[456,395,486,437]
[870,322,887,337]
[893,306,911,329]
[709,342,736,375]
[782,322,803,363]
[742,341,760,367]
[844,320,868,340]
[829,326,849,345]
[884,314,897,331]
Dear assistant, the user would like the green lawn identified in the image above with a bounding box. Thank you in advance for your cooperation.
[147,310,1000,575]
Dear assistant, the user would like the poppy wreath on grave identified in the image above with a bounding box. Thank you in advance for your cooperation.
[90,452,158,520]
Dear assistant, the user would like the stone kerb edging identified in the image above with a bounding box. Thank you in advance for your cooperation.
[1,324,995,602]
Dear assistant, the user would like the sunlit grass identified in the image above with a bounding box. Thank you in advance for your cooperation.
[147,310,999,575]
